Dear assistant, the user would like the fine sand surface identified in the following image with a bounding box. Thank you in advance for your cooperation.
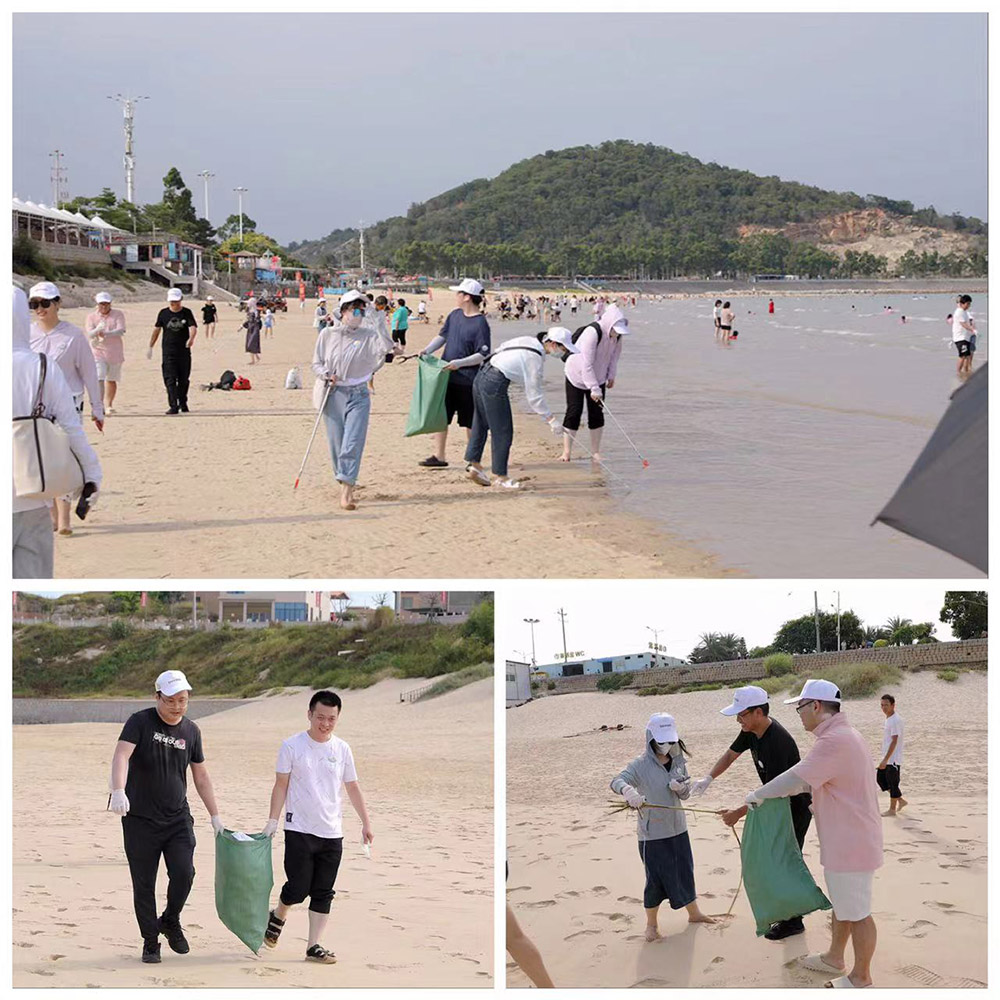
[13,677,493,988]
[45,294,724,578]
[507,671,987,989]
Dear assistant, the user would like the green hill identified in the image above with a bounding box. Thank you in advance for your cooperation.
[13,603,493,699]
[291,140,986,277]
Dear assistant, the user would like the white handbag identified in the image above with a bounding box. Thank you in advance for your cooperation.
[12,353,86,500]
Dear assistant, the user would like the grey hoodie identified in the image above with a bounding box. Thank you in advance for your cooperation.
[610,725,692,841]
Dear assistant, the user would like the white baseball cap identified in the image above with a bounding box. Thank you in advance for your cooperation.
[155,669,192,697]
[339,289,368,309]
[542,326,580,354]
[720,685,770,716]
[28,281,60,300]
[449,278,485,297]
[206,295,213,301]
[783,678,842,705]
[94,291,113,304]
[612,317,630,335]
[167,288,183,302]
[647,712,679,743]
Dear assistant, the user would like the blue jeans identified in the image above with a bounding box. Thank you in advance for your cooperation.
[323,384,371,485]
[464,365,513,477]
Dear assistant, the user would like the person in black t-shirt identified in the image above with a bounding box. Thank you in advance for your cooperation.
[109,669,225,964]
[689,685,813,941]
[201,297,218,339]
[149,289,198,414]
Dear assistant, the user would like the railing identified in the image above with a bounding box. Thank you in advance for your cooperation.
[399,682,435,704]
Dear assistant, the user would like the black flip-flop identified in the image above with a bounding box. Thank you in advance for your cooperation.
[418,456,448,468]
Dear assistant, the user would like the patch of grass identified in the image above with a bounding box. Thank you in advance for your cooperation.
[937,669,959,683]
[818,662,902,699]
[675,681,725,694]
[764,653,796,677]
[758,675,798,696]
[415,663,492,701]
[546,680,556,691]
[636,685,675,697]
[596,671,634,693]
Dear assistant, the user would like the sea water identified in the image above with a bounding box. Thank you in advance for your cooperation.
[516,292,987,577]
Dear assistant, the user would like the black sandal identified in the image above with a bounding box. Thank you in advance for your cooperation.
[418,456,448,467]
[305,944,337,964]
[263,909,285,949]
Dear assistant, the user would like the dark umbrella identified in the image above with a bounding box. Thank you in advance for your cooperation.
[874,363,987,572]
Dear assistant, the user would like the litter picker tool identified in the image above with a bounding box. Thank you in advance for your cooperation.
[293,381,332,490]
[599,398,649,468]
[561,426,632,493]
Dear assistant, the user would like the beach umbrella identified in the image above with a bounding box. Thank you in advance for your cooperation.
[873,363,987,572]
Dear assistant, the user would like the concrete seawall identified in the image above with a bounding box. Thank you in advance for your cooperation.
[13,698,252,725]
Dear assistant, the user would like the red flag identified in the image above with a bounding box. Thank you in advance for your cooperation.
[141,592,148,608]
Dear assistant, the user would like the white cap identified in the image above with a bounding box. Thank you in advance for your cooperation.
[206,295,213,301]
[720,685,770,716]
[28,281,60,300]
[94,291,113,304]
[339,289,367,309]
[155,669,192,697]
[647,712,679,743]
[167,288,183,302]
[612,317,630,335]
[542,326,580,354]
[783,678,842,705]
[449,278,485,297]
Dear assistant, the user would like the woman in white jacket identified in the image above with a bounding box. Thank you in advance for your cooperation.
[310,290,398,510]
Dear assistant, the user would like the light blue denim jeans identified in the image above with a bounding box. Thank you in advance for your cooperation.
[323,383,371,485]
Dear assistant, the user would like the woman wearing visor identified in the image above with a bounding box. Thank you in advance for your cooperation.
[310,290,399,511]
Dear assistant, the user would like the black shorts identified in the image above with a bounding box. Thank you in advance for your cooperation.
[955,340,972,357]
[280,830,344,914]
[639,832,696,910]
[392,329,407,346]
[876,764,903,798]
[445,380,475,428]
[720,325,732,332]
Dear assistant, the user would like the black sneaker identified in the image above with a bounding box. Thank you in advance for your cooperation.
[764,916,805,940]
[165,408,179,415]
[142,940,161,963]
[179,404,190,413]
[305,944,337,964]
[158,916,190,954]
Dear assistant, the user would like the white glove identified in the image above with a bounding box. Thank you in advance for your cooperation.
[669,778,688,793]
[547,416,564,435]
[109,789,130,815]
[622,784,645,809]
[745,790,761,809]
[590,388,603,402]
[690,776,713,797]
[146,348,153,360]
[210,815,225,835]
[262,818,279,838]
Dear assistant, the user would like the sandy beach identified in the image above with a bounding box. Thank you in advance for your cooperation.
[506,670,987,989]
[39,292,723,579]
[13,677,493,988]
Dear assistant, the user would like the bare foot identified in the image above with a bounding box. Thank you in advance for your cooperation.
[340,485,356,511]
[688,911,716,924]
[644,925,662,942]
[558,453,572,462]
[881,810,897,817]
[591,453,602,464]
[895,798,907,812]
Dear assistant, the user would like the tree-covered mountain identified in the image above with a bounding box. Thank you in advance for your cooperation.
[290,140,986,278]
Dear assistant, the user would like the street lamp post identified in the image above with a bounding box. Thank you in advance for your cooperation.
[233,186,248,243]
[197,170,215,220]
[523,618,540,667]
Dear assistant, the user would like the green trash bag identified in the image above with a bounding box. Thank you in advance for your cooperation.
[404,355,450,437]
[741,798,831,935]
[214,829,274,953]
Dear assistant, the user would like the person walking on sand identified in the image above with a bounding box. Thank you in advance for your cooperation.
[464,327,575,490]
[391,297,410,350]
[261,690,373,965]
[418,278,491,468]
[719,301,735,342]
[263,307,275,338]
[201,296,218,339]
[692,685,812,941]
[314,298,328,331]
[108,670,226,965]
[149,289,198,415]
[310,290,398,511]
[560,304,629,464]
[743,679,883,988]
[243,308,262,364]
[13,286,102,578]
[876,694,906,816]
[611,712,715,942]
[417,298,428,323]
[952,295,976,376]
[85,291,126,414]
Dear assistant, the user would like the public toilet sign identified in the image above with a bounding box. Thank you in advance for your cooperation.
[554,650,586,661]
[648,642,668,652]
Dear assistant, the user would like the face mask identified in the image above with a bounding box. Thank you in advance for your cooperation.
[344,311,363,329]
[655,740,680,756]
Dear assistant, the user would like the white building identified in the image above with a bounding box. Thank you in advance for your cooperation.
[533,651,684,679]
[506,660,533,706]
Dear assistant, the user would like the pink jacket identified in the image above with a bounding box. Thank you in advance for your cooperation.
[791,713,883,872]
[85,308,127,364]
[564,304,625,391]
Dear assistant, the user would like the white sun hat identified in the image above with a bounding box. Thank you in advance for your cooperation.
[94,291,113,304]
[783,678,842,705]
[720,685,770,716]
[647,712,679,743]
[448,278,485,297]
[155,669,192,697]
[167,288,183,301]
[542,326,580,354]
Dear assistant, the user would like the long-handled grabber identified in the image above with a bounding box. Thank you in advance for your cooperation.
[599,398,650,468]
[293,380,332,490]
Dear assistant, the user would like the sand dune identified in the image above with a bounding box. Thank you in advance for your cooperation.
[506,671,986,988]
[13,677,493,988]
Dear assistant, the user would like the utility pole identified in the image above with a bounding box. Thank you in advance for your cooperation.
[556,608,569,664]
[814,591,822,653]
[234,186,248,243]
[192,591,197,629]
[197,170,215,220]
[107,94,149,204]
[359,219,365,274]
[49,150,68,208]
[523,618,539,667]
[836,591,841,652]
[646,625,665,665]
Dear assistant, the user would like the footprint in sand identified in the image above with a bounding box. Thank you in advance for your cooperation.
[31,970,55,977]
[632,976,671,987]
[902,919,937,938]
[710,867,727,875]
[244,967,282,977]
[448,953,480,965]
[900,964,986,988]
[523,900,557,909]
[595,912,630,922]
[617,896,641,905]
[591,886,609,895]
[48,955,66,961]
[14,942,36,948]
[565,930,600,941]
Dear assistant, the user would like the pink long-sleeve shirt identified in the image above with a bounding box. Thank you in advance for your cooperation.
[30,320,105,421]
[788,712,883,872]
[85,308,127,364]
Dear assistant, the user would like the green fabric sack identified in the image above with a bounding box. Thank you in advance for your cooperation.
[404,355,450,437]
[741,798,831,935]
[214,829,274,953]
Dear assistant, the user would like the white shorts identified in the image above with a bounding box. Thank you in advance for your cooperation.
[96,361,122,381]
[824,870,874,922]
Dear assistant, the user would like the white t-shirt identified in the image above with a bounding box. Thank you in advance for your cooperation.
[276,731,358,838]
[712,306,721,322]
[418,302,426,314]
[882,713,904,765]
[952,307,972,342]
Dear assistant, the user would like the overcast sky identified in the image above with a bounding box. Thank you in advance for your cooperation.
[502,583,970,664]
[13,13,986,245]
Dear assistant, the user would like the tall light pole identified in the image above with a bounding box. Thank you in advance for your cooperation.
[814,591,822,654]
[836,591,841,652]
[197,170,215,220]
[49,150,68,208]
[646,625,665,664]
[107,94,149,204]
[359,219,365,274]
[556,608,569,664]
[523,618,539,667]
[233,186,248,243]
